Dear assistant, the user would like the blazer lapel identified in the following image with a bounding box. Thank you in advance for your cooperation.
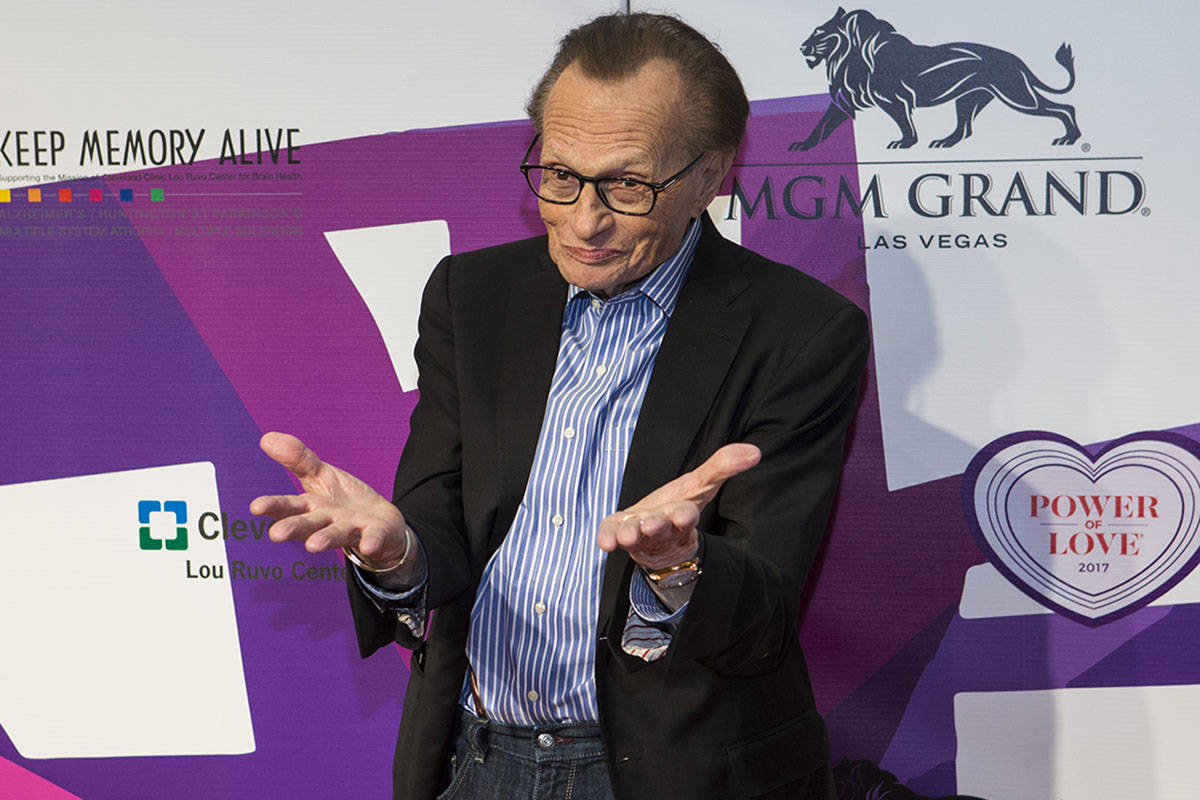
[620,219,751,505]
[599,218,752,632]
[493,247,567,550]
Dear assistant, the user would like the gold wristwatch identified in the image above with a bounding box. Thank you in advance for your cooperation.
[644,556,702,590]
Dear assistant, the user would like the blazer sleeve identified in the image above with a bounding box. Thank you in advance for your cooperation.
[667,302,869,677]
[346,254,473,657]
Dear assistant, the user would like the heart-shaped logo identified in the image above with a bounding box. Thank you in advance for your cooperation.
[962,431,1200,625]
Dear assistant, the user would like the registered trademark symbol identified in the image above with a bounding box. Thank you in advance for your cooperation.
[1142,207,1151,217]
[1081,143,1091,152]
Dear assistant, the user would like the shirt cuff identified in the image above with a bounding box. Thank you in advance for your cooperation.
[629,567,689,625]
[621,569,691,662]
[351,534,429,639]
[621,603,672,662]
[353,563,426,606]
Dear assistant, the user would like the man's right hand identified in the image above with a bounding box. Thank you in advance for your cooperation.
[250,432,409,570]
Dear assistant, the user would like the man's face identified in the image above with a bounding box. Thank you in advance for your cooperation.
[537,59,725,298]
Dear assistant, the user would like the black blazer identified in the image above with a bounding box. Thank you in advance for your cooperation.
[348,216,869,799]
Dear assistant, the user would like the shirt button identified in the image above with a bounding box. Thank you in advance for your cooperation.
[552,514,563,527]
[538,733,555,749]
[527,689,540,702]
[563,426,575,439]
[590,298,602,310]
[595,364,607,375]
[534,601,546,615]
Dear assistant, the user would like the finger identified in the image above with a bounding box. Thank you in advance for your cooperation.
[304,519,359,553]
[615,514,644,549]
[685,443,761,503]
[597,512,638,552]
[597,517,618,552]
[356,529,389,558]
[249,494,311,519]
[354,527,418,570]
[661,502,700,532]
[633,442,761,511]
[627,505,698,559]
[267,509,334,543]
[259,431,326,482]
[633,509,670,537]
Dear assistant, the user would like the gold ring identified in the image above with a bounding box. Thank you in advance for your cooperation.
[621,513,639,522]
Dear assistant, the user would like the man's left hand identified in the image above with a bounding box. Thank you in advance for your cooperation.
[597,443,761,570]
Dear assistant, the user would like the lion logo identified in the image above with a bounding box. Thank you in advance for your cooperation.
[790,7,1081,151]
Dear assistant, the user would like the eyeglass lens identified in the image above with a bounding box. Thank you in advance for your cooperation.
[525,167,656,214]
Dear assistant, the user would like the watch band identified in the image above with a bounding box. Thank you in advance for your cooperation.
[644,556,702,589]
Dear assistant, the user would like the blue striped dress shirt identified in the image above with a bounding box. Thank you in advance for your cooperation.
[463,217,701,725]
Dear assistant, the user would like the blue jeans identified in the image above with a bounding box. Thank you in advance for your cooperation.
[436,711,616,800]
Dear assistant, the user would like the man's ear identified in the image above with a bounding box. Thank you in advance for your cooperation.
[689,149,736,217]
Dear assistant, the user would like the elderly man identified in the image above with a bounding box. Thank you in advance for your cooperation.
[252,12,867,800]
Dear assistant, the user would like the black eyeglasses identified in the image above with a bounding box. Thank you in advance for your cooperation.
[520,134,705,216]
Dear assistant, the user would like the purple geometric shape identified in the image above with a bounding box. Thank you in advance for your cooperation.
[0,179,404,800]
[1071,603,1200,688]
[878,604,1170,789]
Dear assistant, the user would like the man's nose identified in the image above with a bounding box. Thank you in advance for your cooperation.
[569,182,613,240]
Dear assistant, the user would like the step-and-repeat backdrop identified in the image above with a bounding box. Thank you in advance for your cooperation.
[2,2,1197,798]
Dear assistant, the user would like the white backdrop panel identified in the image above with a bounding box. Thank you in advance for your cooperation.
[647,0,1200,490]
[1,0,621,187]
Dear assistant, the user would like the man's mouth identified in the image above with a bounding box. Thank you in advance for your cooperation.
[564,246,622,264]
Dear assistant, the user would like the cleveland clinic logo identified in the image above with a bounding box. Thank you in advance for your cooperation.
[790,7,1081,152]
[963,432,1200,625]
[134,499,349,583]
[136,500,274,549]
[138,499,188,551]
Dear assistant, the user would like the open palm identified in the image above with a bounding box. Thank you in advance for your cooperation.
[250,432,408,563]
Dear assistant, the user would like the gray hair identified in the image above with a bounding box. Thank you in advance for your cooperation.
[526,13,749,153]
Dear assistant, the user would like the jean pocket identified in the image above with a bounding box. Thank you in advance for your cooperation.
[435,719,480,800]
[435,750,475,800]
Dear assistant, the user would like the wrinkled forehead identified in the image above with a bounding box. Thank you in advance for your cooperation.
[540,60,688,170]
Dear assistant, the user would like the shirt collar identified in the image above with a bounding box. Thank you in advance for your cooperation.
[566,216,702,318]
